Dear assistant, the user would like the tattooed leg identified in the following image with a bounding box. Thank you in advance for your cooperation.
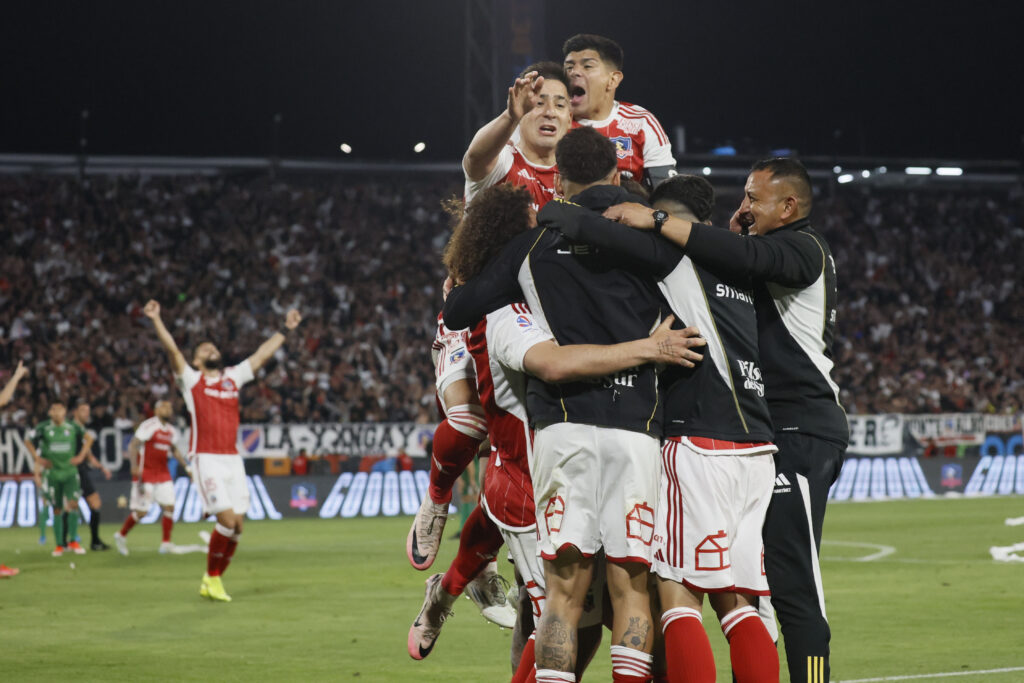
[536,613,578,672]
[606,560,655,653]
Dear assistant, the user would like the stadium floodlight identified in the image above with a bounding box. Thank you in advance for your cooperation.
[833,165,842,174]
[905,166,932,175]
[837,174,854,184]
[339,143,352,154]
[413,142,426,153]
[876,166,887,174]
[702,167,711,176]
[936,167,963,176]
[861,170,871,178]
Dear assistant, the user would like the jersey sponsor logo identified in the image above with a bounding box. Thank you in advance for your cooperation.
[695,530,731,571]
[544,495,565,534]
[556,244,591,255]
[715,283,754,305]
[515,315,532,329]
[625,502,655,545]
[592,367,639,390]
[736,360,765,397]
[610,136,633,159]
[203,388,239,399]
[615,118,643,135]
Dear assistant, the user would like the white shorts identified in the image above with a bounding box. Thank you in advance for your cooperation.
[130,480,176,512]
[502,525,605,628]
[192,454,250,516]
[533,423,660,565]
[653,438,775,595]
[433,328,474,410]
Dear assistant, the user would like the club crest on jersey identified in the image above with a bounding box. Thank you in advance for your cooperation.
[222,378,236,391]
[449,349,466,364]
[516,315,532,329]
[610,136,633,159]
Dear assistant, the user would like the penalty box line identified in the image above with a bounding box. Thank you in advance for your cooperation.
[838,665,1024,682]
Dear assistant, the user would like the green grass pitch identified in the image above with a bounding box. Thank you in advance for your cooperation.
[2,496,1023,681]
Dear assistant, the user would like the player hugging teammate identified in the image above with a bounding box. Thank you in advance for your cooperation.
[404,32,846,683]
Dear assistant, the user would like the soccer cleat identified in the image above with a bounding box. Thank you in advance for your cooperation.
[204,574,232,602]
[52,546,65,557]
[199,574,210,598]
[113,532,129,556]
[408,573,454,660]
[68,541,87,555]
[38,533,46,545]
[159,542,175,554]
[91,540,110,551]
[407,495,449,570]
[0,564,19,578]
[465,570,517,628]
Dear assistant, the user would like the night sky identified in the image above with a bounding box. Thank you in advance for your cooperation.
[2,1,1018,162]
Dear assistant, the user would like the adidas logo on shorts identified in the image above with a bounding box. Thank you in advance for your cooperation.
[773,473,792,494]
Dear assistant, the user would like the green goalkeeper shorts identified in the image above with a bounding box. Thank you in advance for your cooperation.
[43,470,81,507]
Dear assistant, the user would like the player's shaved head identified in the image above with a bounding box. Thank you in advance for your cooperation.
[751,157,813,216]
[651,175,715,223]
[155,400,173,419]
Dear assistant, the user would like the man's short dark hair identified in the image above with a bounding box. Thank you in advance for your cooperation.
[555,127,618,185]
[650,175,715,223]
[751,157,813,210]
[72,397,90,409]
[521,61,570,92]
[562,34,624,70]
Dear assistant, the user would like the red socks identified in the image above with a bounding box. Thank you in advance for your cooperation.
[429,405,487,505]
[661,607,715,683]
[440,505,502,596]
[611,644,654,682]
[119,514,137,537]
[206,524,241,577]
[161,514,174,543]
[721,606,779,683]
[511,635,536,683]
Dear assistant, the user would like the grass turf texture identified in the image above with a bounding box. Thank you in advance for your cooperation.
[1,496,1023,681]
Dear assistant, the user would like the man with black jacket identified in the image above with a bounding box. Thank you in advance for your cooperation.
[444,126,665,683]
[607,158,848,683]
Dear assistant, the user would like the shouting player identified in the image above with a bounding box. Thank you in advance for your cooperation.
[144,299,302,602]
[562,34,676,187]
[113,399,191,556]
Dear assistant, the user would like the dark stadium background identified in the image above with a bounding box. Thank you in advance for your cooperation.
[2,0,1018,160]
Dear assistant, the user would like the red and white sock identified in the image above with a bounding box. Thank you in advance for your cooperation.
[440,505,502,596]
[119,513,138,537]
[206,523,233,577]
[535,670,575,683]
[429,405,487,505]
[511,634,537,683]
[661,607,715,683]
[721,605,779,683]
[219,531,240,576]
[161,512,174,543]
[610,644,654,682]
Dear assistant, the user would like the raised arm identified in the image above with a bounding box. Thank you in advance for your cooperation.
[143,300,186,375]
[523,315,704,383]
[247,309,302,373]
[0,361,28,408]
[463,71,543,182]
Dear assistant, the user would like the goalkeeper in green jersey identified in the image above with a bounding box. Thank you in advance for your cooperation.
[24,401,90,556]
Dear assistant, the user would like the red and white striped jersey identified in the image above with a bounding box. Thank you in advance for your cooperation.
[175,362,254,456]
[464,143,558,211]
[469,303,554,531]
[133,416,179,483]
[573,101,675,184]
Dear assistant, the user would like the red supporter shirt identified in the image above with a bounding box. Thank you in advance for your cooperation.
[464,143,558,211]
[468,303,554,531]
[176,361,254,456]
[573,100,675,184]
[133,416,180,483]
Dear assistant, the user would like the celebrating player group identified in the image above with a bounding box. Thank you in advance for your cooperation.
[405,33,847,683]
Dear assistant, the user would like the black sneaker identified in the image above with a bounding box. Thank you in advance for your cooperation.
[91,540,110,551]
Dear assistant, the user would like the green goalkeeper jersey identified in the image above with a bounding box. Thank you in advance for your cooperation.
[30,419,85,476]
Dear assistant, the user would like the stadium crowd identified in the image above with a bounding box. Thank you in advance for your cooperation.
[0,173,1021,429]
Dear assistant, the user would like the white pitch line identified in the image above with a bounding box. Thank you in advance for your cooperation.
[838,666,1024,682]
[821,540,896,562]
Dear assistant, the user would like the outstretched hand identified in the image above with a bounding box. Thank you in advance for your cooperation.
[143,299,161,320]
[12,360,28,381]
[284,309,302,330]
[648,315,705,368]
[507,70,544,123]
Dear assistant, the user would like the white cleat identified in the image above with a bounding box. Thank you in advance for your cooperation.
[465,569,517,629]
[159,542,175,554]
[113,532,129,556]
[406,495,449,570]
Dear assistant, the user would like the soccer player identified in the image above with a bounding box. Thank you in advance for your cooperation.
[25,401,89,557]
[542,175,781,681]
[143,298,302,602]
[1,361,28,577]
[411,184,704,673]
[464,61,572,209]
[65,400,113,551]
[444,128,669,683]
[607,159,848,683]
[113,399,191,556]
[562,34,676,187]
